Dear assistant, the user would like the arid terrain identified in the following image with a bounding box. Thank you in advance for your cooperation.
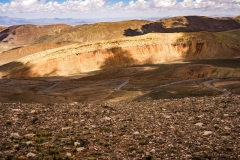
[0,16,240,159]
[0,95,239,159]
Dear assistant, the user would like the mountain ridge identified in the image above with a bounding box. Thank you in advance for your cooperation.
[1,16,240,46]
[0,16,240,78]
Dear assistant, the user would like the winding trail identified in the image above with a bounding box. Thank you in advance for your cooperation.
[156,78,231,95]
[114,80,129,91]
[156,78,207,88]
[42,81,62,93]
[58,79,129,93]
[203,78,231,95]
[41,77,231,96]
[99,80,129,101]
[2,77,230,97]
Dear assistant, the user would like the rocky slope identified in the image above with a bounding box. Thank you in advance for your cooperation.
[0,16,240,78]
[35,16,240,43]
[1,29,240,78]
[0,41,78,65]
[0,26,6,32]
[50,20,150,43]
[0,24,70,45]
[0,95,239,159]
[1,16,240,46]
[141,16,240,33]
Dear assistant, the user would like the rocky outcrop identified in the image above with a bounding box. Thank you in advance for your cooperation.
[3,31,239,78]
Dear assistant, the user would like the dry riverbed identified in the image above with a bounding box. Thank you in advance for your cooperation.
[0,95,239,159]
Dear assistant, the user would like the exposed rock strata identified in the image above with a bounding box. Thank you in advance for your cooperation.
[2,32,239,78]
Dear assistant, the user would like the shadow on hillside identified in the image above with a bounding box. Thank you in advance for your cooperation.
[123,29,143,36]
[79,57,240,82]
[100,47,139,69]
[184,58,240,68]
[124,16,240,36]
[0,61,24,78]
[0,61,58,78]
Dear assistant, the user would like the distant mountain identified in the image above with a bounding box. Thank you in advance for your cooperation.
[0,16,165,26]
[0,16,93,25]
[0,24,70,45]
[0,16,240,78]
[0,16,32,25]
[1,16,240,46]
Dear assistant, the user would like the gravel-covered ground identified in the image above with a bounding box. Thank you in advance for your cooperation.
[0,95,239,159]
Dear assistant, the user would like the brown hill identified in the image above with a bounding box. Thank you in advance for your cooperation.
[0,26,6,32]
[0,16,240,78]
[50,20,150,43]
[0,42,19,54]
[0,16,239,46]
[1,29,240,78]
[49,16,240,43]
[124,16,240,36]
[0,41,78,65]
[234,16,240,21]
[0,24,70,45]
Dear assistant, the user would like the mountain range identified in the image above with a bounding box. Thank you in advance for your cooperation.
[0,16,159,26]
[0,16,99,26]
[0,15,240,78]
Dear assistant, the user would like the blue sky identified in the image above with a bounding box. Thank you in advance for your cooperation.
[0,0,239,19]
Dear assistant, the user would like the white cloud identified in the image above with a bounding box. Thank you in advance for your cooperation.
[106,2,123,11]
[149,0,177,8]
[21,0,38,6]
[177,0,240,10]
[126,0,148,9]
[0,0,239,18]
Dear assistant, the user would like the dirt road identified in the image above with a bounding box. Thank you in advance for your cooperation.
[203,78,231,95]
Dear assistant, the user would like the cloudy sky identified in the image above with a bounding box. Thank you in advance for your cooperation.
[0,0,239,19]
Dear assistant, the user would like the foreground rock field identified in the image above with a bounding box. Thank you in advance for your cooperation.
[0,95,239,159]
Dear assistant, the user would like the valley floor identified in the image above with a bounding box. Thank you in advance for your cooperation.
[0,59,240,159]
[0,75,239,103]
[0,95,239,159]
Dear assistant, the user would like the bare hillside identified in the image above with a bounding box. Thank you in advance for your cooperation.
[0,26,6,32]
[1,16,240,46]
[1,29,240,78]
[0,16,240,78]
[125,16,240,36]
[46,16,240,43]
[0,24,70,45]
[0,41,78,65]
[50,20,150,43]
[234,16,240,22]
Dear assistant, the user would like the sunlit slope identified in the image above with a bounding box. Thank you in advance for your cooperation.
[0,26,6,32]
[50,20,150,43]
[40,16,240,43]
[0,24,70,45]
[1,29,240,78]
[0,41,78,65]
[0,16,239,47]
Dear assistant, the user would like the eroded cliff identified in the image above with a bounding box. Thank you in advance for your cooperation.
[2,31,239,78]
